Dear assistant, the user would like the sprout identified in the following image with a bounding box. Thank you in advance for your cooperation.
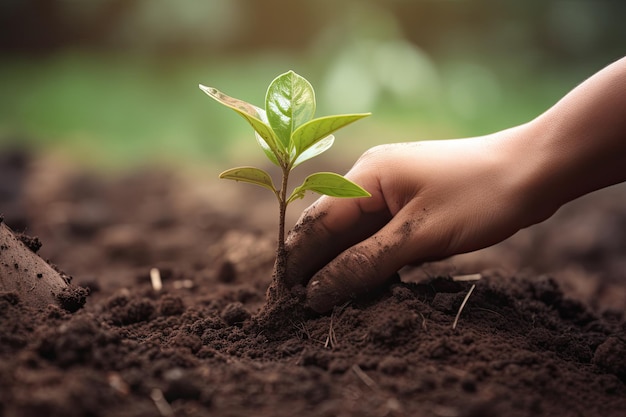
[200,70,370,286]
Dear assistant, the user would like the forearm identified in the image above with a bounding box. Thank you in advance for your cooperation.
[517,56,626,217]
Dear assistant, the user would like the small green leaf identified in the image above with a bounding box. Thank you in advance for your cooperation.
[292,135,334,168]
[199,84,285,162]
[255,133,280,166]
[291,113,370,157]
[288,172,371,203]
[219,167,277,194]
[265,71,315,149]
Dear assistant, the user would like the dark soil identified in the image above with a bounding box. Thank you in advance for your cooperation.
[1,150,625,417]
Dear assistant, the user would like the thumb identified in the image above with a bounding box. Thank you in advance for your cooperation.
[305,214,422,313]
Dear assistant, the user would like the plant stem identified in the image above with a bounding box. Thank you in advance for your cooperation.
[277,166,290,269]
[266,168,290,304]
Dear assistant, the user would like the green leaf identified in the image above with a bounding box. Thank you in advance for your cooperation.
[255,133,280,166]
[219,167,277,194]
[292,135,334,168]
[291,113,370,157]
[288,172,371,203]
[265,71,315,149]
[199,84,285,162]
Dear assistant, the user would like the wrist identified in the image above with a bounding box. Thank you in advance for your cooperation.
[493,122,566,229]
[516,57,626,215]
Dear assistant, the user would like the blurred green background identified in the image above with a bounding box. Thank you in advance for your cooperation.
[1,0,625,171]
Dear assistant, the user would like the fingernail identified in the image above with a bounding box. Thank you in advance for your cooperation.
[305,279,345,314]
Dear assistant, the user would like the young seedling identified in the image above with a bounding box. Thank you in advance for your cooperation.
[199,70,371,288]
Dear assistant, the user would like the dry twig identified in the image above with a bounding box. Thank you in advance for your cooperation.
[452,284,476,330]
[150,388,173,417]
[417,310,428,331]
[324,315,338,349]
[324,301,350,349]
[351,364,378,391]
[352,366,404,415]
[150,268,163,292]
[291,320,311,340]
[451,273,482,282]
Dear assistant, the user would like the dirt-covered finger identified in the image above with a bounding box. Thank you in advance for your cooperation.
[283,207,334,288]
[305,215,424,313]
[284,197,389,288]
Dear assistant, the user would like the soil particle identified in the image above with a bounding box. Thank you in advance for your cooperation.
[56,285,89,313]
[15,233,42,253]
[36,315,122,368]
[158,294,185,316]
[108,297,156,325]
[593,335,626,381]
[220,301,251,326]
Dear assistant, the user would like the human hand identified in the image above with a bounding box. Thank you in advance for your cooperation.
[285,126,554,313]
[286,56,626,313]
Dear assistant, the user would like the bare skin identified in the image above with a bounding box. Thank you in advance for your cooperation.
[285,56,626,313]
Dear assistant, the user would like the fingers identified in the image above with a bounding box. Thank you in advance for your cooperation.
[283,194,391,288]
[305,207,429,313]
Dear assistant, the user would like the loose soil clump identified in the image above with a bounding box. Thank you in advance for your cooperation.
[0,151,624,417]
